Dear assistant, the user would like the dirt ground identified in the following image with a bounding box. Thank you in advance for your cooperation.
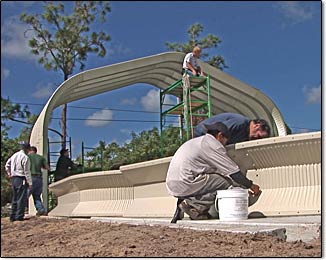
[1,216,321,257]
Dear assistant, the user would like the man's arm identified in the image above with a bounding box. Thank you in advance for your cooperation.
[42,157,50,171]
[63,157,76,170]
[204,144,260,195]
[186,62,198,76]
[23,157,32,186]
[230,171,260,195]
[198,66,204,76]
[5,157,12,178]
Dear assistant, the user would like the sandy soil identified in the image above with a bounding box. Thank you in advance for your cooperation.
[1,217,321,257]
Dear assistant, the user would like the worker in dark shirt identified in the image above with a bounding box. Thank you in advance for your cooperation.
[194,113,271,145]
[55,148,76,181]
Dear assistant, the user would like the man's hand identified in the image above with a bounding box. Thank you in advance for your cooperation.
[249,184,260,196]
[192,70,197,76]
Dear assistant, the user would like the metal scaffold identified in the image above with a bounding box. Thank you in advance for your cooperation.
[160,74,212,152]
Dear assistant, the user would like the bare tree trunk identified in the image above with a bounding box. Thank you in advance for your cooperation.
[61,74,68,149]
[61,104,67,149]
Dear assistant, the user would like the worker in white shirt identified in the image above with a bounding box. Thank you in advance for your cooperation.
[166,122,260,220]
[5,143,32,222]
[182,46,205,76]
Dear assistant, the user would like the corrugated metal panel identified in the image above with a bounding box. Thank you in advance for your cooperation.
[79,187,133,201]
[49,170,132,196]
[71,200,133,217]
[74,186,134,217]
[120,157,172,185]
[47,133,321,218]
[247,164,321,189]
[248,186,321,216]
[48,191,80,217]
[31,52,286,159]
[228,132,321,172]
[72,172,132,191]
[247,164,321,216]
[247,140,321,168]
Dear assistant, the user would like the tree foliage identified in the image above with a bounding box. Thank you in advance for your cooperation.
[20,1,111,77]
[20,1,111,148]
[80,126,182,171]
[166,23,228,70]
[1,97,30,129]
[1,97,32,206]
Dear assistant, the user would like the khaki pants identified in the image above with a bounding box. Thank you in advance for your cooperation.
[184,173,232,214]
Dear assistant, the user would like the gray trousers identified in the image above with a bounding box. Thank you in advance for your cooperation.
[184,174,233,214]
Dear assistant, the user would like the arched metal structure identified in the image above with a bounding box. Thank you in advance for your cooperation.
[29,52,288,213]
[30,52,287,157]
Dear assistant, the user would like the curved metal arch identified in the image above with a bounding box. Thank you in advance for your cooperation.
[30,52,287,157]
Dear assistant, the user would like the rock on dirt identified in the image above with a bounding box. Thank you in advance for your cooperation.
[0,217,321,257]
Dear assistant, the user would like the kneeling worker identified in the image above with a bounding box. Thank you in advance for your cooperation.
[166,122,260,220]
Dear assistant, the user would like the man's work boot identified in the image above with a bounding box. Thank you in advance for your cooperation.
[179,201,208,220]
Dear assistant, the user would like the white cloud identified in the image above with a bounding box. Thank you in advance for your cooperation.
[1,68,10,79]
[120,128,132,135]
[32,83,56,99]
[303,85,321,104]
[275,1,314,25]
[140,89,175,112]
[120,97,137,105]
[108,42,131,56]
[1,16,37,61]
[85,108,113,127]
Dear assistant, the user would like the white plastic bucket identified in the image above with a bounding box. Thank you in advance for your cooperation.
[216,187,248,221]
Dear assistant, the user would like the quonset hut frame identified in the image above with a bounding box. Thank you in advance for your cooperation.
[30,52,289,212]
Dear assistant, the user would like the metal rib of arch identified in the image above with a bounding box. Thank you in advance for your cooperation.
[30,52,287,157]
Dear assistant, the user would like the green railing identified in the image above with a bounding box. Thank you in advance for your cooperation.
[160,74,212,155]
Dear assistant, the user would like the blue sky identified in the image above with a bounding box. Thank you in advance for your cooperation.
[1,1,322,161]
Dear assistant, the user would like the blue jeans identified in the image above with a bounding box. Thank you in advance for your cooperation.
[11,176,28,221]
[29,176,45,213]
[182,68,200,76]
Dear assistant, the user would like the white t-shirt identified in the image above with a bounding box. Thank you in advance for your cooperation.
[183,52,199,70]
[166,134,239,197]
[5,150,32,184]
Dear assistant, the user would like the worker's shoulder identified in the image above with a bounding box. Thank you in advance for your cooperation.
[211,113,249,124]
[202,134,225,150]
[28,153,43,159]
[13,150,28,159]
[184,52,192,58]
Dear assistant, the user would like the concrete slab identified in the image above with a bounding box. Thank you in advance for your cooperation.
[90,215,321,243]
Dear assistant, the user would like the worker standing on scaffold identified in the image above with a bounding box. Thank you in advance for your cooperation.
[182,46,205,77]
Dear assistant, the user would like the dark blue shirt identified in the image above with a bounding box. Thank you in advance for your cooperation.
[194,113,250,144]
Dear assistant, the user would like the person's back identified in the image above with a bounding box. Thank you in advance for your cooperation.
[166,134,239,197]
[55,149,75,181]
[55,156,71,179]
[194,113,250,144]
[5,143,32,222]
[28,147,48,216]
[6,149,32,183]
[28,153,46,176]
